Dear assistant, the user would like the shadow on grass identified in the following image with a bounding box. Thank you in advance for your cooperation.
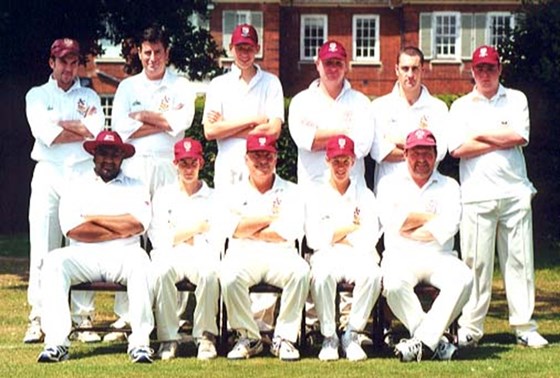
[71,342,128,360]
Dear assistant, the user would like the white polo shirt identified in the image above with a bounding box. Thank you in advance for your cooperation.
[448,85,535,203]
[25,77,104,165]
[304,180,380,260]
[369,83,449,191]
[112,69,195,158]
[148,180,220,253]
[288,79,373,187]
[217,175,303,252]
[203,64,285,178]
[59,170,151,248]
[377,170,461,254]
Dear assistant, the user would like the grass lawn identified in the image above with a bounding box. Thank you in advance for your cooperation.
[0,234,558,377]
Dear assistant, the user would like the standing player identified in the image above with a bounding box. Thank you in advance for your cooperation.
[288,40,373,187]
[24,38,104,343]
[378,129,473,362]
[149,138,220,360]
[203,23,283,188]
[110,24,196,335]
[203,23,284,331]
[449,45,548,348]
[112,24,195,196]
[305,135,382,361]
[218,134,310,361]
[369,46,448,192]
[37,131,154,363]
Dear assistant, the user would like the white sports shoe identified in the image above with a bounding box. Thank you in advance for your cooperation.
[318,334,339,361]
[227,337,263,359]
[157,341,178,360]
[394,338,423,362]
[37,345,69,363]
[457,329,478,348]
[432,339,457,361]
[516,330,549,349]
[72,318,101,343]
[197,335,217,360]
[341,329,367,361]
[23,318,44,344]
[270,336,300,361]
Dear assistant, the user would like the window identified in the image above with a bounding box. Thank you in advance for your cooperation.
[434,13,460,59]
[419,12,461,61]
[100,95,114,129]
[487,12,515,48]
[300,15,327,60]
[352,15,380,62]
[222,10,263,58]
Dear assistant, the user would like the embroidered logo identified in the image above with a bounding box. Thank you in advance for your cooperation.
[259,137,267,146]
[241,26,251,37]
[77,98,89,117]
[478,47,489,58]
[328,42,338,53]
[419,115,429,129]
[158,95,170,112]
[338,137,347,149]
[184,140,192,151]
[353,207,361,225]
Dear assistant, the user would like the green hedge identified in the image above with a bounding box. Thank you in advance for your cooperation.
[187,94,461,187]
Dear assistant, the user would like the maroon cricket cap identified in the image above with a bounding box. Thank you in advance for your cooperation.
[231,24,258,47]
[174,137,204,164]
[246,134,277,153]
[326,135,355,159]
[405,128,437,150]
[472,45,500,66]
[83,130,135,158]
[51,38,80,58]
[318,40,347,61]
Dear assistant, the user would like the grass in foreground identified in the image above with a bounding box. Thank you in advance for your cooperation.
[0,235,558,377]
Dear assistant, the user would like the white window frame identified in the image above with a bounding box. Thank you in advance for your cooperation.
[486,12,515,48]
[95,39,124,62]
[433,12,461,60]
[222,10,264,59]
[352,14,380,63]
[300,14,328,61]
[100,95,114,129]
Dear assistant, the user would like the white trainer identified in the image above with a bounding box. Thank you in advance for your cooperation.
[342,329,367,361]
[432,339,457,361]
[227,337,263,359]
[72,318,101,343]
[270,336,300,361]
[457,328,478,348]
[157,341,178,360]
[197,335,217,360]
[394,337,423,362]
[516,330,549,349]
[318,334,339,361]
[23,318,44,344]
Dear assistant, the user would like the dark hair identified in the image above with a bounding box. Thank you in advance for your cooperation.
[397,46,425,66]
[138,24,170,50]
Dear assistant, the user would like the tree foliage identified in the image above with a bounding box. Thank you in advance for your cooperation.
[501,0,560,142]
[0,0,222,82]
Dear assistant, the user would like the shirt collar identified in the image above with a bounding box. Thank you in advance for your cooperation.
[48,76,81,93]
[471,83,507,102]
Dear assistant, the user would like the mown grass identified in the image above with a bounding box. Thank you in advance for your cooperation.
[0,234,559,377]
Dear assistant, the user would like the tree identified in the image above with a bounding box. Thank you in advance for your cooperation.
[500,0,560,144]
[101,0,222,80]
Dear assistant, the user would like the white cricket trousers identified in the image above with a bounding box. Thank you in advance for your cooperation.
[220,247,310,342]
[310,245,382,338]
[150,247,220,341]
[27,160,93,322]
[382,249,473,351]
[40,244,154,349]
[458,195,538,340]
